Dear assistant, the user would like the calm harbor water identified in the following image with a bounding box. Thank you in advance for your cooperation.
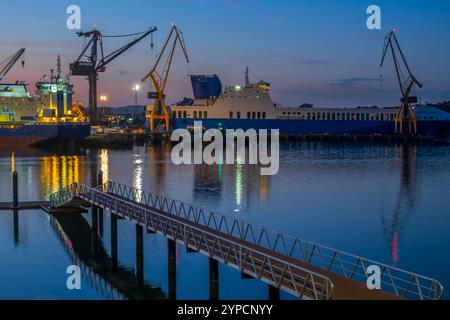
[0,141,449,300]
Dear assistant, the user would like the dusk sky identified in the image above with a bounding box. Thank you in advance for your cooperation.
[1,0,450,108]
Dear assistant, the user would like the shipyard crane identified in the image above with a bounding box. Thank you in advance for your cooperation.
[381,30,423,135]
[0,48,25,81]
[141,25,189,132]
[70,27,157,124]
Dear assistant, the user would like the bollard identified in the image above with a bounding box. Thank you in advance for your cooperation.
[12,171,18,209]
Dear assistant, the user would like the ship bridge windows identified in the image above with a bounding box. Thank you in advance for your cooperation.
[183,111,187,118]
[198,111,203,119]
[178,111,182,118]
[252,112,256,119]
[204,111,208,119]
[237,112,241,119]
[262,112,266,119]
[229,111,233,119]
[257,112,261,119]
[247,112,251,119]
[194,111,197,118]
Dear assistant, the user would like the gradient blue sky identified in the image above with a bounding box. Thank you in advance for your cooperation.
[1,0,450,108]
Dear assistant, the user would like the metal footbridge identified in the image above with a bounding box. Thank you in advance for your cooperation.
[49,181,444,300]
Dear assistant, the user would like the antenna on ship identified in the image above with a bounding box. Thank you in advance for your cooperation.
[245,67,250,87]
[57,55,62,79]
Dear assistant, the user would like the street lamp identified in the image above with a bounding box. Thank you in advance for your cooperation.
[132,84,140,119]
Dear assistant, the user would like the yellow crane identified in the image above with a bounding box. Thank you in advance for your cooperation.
[381,30,423,135]
[141,25,189,132]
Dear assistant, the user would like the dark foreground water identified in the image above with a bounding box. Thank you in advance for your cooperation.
[0,142,449,300]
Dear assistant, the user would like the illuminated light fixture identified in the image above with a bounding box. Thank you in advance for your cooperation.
[234,85,242,91]
[132,84,140,91]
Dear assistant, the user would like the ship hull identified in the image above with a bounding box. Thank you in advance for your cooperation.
[0,123,91,146]
[172,119,450,139]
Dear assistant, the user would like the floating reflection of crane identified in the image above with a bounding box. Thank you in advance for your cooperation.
[141,25,189,132]
[381,143,418,266]
[381,30,423,135]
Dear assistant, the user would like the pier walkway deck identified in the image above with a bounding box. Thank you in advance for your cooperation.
[48,181,444,300]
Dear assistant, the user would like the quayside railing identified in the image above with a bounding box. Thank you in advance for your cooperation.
[49,181,444,300]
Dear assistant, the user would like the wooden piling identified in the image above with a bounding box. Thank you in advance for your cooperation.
[168,239,177,300]
[136,224,144,289]
[111,214,118,271]
[12,171,18,209]
[209,258,219,301]
[97,171,104,237]
[268,285,280,301]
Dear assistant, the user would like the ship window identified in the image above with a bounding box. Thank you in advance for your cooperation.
[257,112,261,119]
[307,112,311,120]
[247,112,251,119]
[229,111,233,119]
[322,113,326,120]
[198,111,202,119]
[172,112,177,118]
[312,113,316,120]
[237,112,241,119]
[390,114,394,121]
[252,112,256,119]
[183,111,187,118]
[194,111,197,118]
[262,112,266,119]
[332,113,336,120]
[204,111,208,118]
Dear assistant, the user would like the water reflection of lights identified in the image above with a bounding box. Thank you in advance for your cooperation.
[100,149,109,184]
[11,152,15,173]
[40,155,81,198]
[133,155,143,201]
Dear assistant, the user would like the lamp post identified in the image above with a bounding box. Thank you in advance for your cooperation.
[132,84,140,120]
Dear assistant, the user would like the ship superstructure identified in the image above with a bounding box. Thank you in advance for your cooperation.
[0,52,90,145]
[170,69,450,138]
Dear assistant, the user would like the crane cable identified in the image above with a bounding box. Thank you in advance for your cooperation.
[102,30,148,38]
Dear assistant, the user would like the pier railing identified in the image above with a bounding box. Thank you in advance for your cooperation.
[49,182,444,300]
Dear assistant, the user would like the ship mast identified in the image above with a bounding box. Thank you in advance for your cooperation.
[245,67,250,87]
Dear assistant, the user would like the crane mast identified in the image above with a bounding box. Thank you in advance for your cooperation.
[141,25,189,132]
[0,48,25,81]
[381,30,423,135]
[70,27,157,124]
